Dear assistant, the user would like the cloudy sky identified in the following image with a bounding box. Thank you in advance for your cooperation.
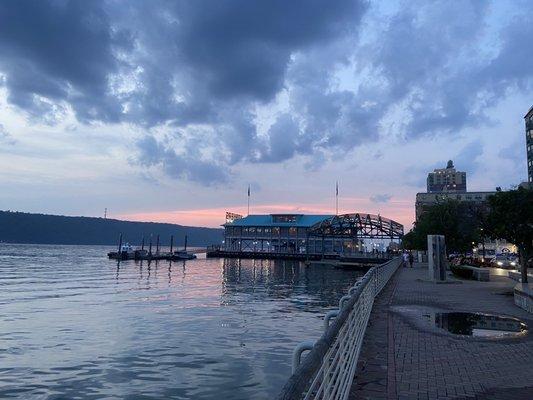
[0,0,531,230]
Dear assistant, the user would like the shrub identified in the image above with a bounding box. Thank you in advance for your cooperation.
[450,264,474,279]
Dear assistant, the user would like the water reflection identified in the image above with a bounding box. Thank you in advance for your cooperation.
[0,244,363,399]
[434,312,528,338]
[220,258,359,309]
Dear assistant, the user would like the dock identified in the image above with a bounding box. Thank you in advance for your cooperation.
[107,233,200,261]
[207,247,393,265]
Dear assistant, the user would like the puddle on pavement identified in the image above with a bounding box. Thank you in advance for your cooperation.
[392,306,528,339]
[433,312,527,338]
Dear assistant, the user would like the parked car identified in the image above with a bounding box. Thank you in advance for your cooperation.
[490,255,518,269]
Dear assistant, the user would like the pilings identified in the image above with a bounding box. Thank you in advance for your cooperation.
[107,233,197,261]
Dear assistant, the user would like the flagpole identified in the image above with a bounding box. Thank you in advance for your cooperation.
[247,184,250,216]
[335,181,338,215]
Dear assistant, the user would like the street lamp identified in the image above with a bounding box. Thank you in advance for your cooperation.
[480,228,485,262]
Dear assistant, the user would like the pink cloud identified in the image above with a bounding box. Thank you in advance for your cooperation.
[118,198,415,230]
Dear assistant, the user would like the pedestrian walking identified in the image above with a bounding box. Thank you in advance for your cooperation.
[403,251,409,267]
[408,252,414,268]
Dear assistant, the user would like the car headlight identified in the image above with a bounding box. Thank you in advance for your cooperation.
[497,261,503,266]
[510,261,516,266]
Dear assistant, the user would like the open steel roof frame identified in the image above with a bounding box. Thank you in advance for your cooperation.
[308,213,404,239]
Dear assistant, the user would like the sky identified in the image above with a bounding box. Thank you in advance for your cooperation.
[0,0,531,230]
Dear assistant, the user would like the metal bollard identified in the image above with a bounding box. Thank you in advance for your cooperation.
[292,340,315,373]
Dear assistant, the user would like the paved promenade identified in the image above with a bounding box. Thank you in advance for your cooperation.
[349,263,533,400]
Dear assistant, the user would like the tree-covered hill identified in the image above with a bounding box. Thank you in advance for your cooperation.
[0,210,223,246]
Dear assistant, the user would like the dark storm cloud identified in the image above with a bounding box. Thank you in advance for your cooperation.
[172,0,366,101]
[1,0,533,185]
[136,135,228,185]
[0,0,130,122]
[258,114,300,163]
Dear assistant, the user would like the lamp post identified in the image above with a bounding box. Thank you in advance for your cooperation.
[480,228,486,262]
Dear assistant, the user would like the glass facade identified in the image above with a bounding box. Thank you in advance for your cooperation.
[526,110,533,182]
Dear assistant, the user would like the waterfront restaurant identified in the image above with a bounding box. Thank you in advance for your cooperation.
[222,212,404,256]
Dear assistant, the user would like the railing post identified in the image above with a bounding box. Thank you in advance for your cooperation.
[292,341,315,373]
[324,310,340,332]
[279,257,402,400]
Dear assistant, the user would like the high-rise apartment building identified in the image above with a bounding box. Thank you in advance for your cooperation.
[525,106,533,183]
[426,160,466,193]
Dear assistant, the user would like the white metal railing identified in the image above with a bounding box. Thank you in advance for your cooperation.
[278,257,402,400]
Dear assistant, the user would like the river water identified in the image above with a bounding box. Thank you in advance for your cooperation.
[0,244,363,399]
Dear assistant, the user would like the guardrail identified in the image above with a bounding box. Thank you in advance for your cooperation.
[278,257,402,400]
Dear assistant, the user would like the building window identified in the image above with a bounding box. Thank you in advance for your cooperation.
[272,215,298,223]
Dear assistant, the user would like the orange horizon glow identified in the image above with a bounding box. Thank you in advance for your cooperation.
[118,200,415,231]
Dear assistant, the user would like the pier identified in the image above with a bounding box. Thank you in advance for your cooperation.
[206,247,392,265]
[107,234,199,261]
[216,212,404,262]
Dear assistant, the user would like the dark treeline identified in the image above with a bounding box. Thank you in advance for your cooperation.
[0,211,223,246]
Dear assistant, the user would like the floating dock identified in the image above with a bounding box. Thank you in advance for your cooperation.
[108,233,197,261]
[107,250,197,261]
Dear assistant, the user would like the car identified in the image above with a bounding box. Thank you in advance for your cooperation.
[491,255,518,269]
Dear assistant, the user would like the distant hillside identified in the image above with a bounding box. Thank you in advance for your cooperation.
[0,211,223,246]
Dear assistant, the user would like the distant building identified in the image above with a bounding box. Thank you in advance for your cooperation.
[525,105,533,183]
[426,160,467,193]
[223,214,331,254]
[222,213,403,255]
[415,191,496,220]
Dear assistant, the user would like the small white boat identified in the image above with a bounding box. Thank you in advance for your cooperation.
[108,243,138,260]
[120,243,135,255]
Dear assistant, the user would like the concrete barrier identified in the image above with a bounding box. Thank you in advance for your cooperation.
[514,283,533,313]
[509,270,533,282]
[462,265,490,281]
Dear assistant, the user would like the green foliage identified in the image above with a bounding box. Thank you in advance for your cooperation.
[403,200,482,253]
[450,264,474,280]
[0,210,223,246]
[485,187,532,281]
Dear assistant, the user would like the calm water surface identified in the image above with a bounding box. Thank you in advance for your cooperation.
[0,244,363,399]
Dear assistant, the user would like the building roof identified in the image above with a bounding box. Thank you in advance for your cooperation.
[416,191,497,197]
[525,105,533,118]
[224,214,332,227]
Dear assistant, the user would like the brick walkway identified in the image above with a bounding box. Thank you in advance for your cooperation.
[350,263,533,400]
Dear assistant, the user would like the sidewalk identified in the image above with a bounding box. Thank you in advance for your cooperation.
[349,263,533,400]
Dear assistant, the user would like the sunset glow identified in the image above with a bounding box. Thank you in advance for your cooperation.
[118,198,415,229]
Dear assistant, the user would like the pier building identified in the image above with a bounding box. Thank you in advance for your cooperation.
[220,213,403,257]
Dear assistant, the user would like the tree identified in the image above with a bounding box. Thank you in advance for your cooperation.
[403,200,482,254]
[485,187,533,283]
